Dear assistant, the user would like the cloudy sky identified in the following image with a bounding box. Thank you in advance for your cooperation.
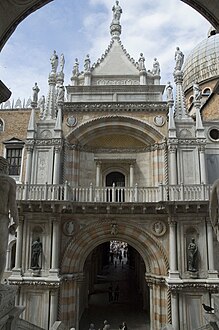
[0,0,211,105]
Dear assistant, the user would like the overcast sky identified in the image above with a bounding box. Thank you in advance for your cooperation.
[0,0,211,104]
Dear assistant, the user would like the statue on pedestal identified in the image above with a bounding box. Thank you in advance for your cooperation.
[50,50,59,73]
[0,157,19,281]
[84,54,91,72]
[152,58,160,75]
[187,238,198,272]
[32,82,40,103]
[174,47,184,71]
[138,53,145,71]
[112,1,122,24]
[193,82,201,101]
[31,237,42,269]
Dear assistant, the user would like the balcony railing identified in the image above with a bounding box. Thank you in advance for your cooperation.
[16,182,212,203]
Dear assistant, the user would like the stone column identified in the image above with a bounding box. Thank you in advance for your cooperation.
[49,217,60,277]
[169,217,179,278]
[53,146,61,184]
[129,164,134,187]
[207,220,218,278]
[96,161,101,187]
[75,274,85,330]
[49,290,58,328]
[171,291,179,330]
[199,145,207,184]
[12,216,24,276]
[24,145,33,184]
[168,145,177,185]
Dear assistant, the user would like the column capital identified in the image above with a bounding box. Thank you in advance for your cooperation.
[168,216,177,226]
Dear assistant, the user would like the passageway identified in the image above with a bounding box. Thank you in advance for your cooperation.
[79,241,150,330]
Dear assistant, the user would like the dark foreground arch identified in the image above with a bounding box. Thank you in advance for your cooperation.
[0,0,219,52]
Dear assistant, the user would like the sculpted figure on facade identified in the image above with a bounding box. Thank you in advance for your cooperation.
[152,57,160,75]
[112,1,122,24]
[174,47,184,71]
[32,82,40,103]
[187,238,198,272]
[193,82,201,101]
[0,157,19,281]
[60,53,65,73]
[72,58,79,77]
[57,85,65,103]
[138,53,145,71]
[166,81,173,101]
[50,50,59,73]
[84,54,91,72]
[31,237,42,269]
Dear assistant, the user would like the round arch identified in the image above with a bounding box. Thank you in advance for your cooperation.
[66,115,166,147]
[61,219,169,276]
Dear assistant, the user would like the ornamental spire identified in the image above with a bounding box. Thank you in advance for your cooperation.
[110,1,122,40]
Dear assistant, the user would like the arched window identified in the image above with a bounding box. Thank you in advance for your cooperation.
[0,119,4,132]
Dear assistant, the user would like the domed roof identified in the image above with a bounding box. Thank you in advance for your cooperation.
[183,32,219,92]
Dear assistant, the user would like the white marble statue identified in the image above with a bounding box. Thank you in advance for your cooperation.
[50,50,59,73]
[57,85,65,103]
[166,81,173,101]
[60,53,65,73]
[152,58,160,75]
[174,47,184,71]
[72,58,79,77]
[32,82,40,103]
[0,157,19,281]
[193,82,201,101]
[84,54,91,72]
[112,0,122,24]
[138,53,145,71]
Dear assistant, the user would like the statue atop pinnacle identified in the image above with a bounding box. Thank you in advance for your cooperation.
[112,1,122,24]
[110,1,122,39]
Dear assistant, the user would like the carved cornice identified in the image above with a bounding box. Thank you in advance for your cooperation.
[64,102,168,113]
[79,141,167,153]
[168,282,219,292]
[8,279,60,288]
[35,138,63,146]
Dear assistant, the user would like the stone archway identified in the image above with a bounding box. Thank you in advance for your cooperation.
[60,219,169,329]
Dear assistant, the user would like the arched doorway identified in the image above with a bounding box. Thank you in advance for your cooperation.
[106,171,125,202]
[80,240,149,329]
[60,220,169,330]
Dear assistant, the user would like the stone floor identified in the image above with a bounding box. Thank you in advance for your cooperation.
[79,259,150,330]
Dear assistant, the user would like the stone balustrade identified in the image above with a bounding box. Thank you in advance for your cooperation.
[16,182,212,203]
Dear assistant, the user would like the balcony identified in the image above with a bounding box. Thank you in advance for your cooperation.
[16,182,211,203]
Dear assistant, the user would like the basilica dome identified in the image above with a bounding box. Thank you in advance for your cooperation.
[183,31,219,93]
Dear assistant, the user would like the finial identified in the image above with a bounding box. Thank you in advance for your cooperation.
[50,50,59,74]
[174,47,184,71]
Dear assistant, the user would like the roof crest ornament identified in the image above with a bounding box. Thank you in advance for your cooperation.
[110,1,122,40]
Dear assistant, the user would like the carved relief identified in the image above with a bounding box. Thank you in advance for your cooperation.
[153,115,166,127]
[179,128,192,138]
[39,130,52,139]
[151,221,166,236]
[63,220,75,236]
